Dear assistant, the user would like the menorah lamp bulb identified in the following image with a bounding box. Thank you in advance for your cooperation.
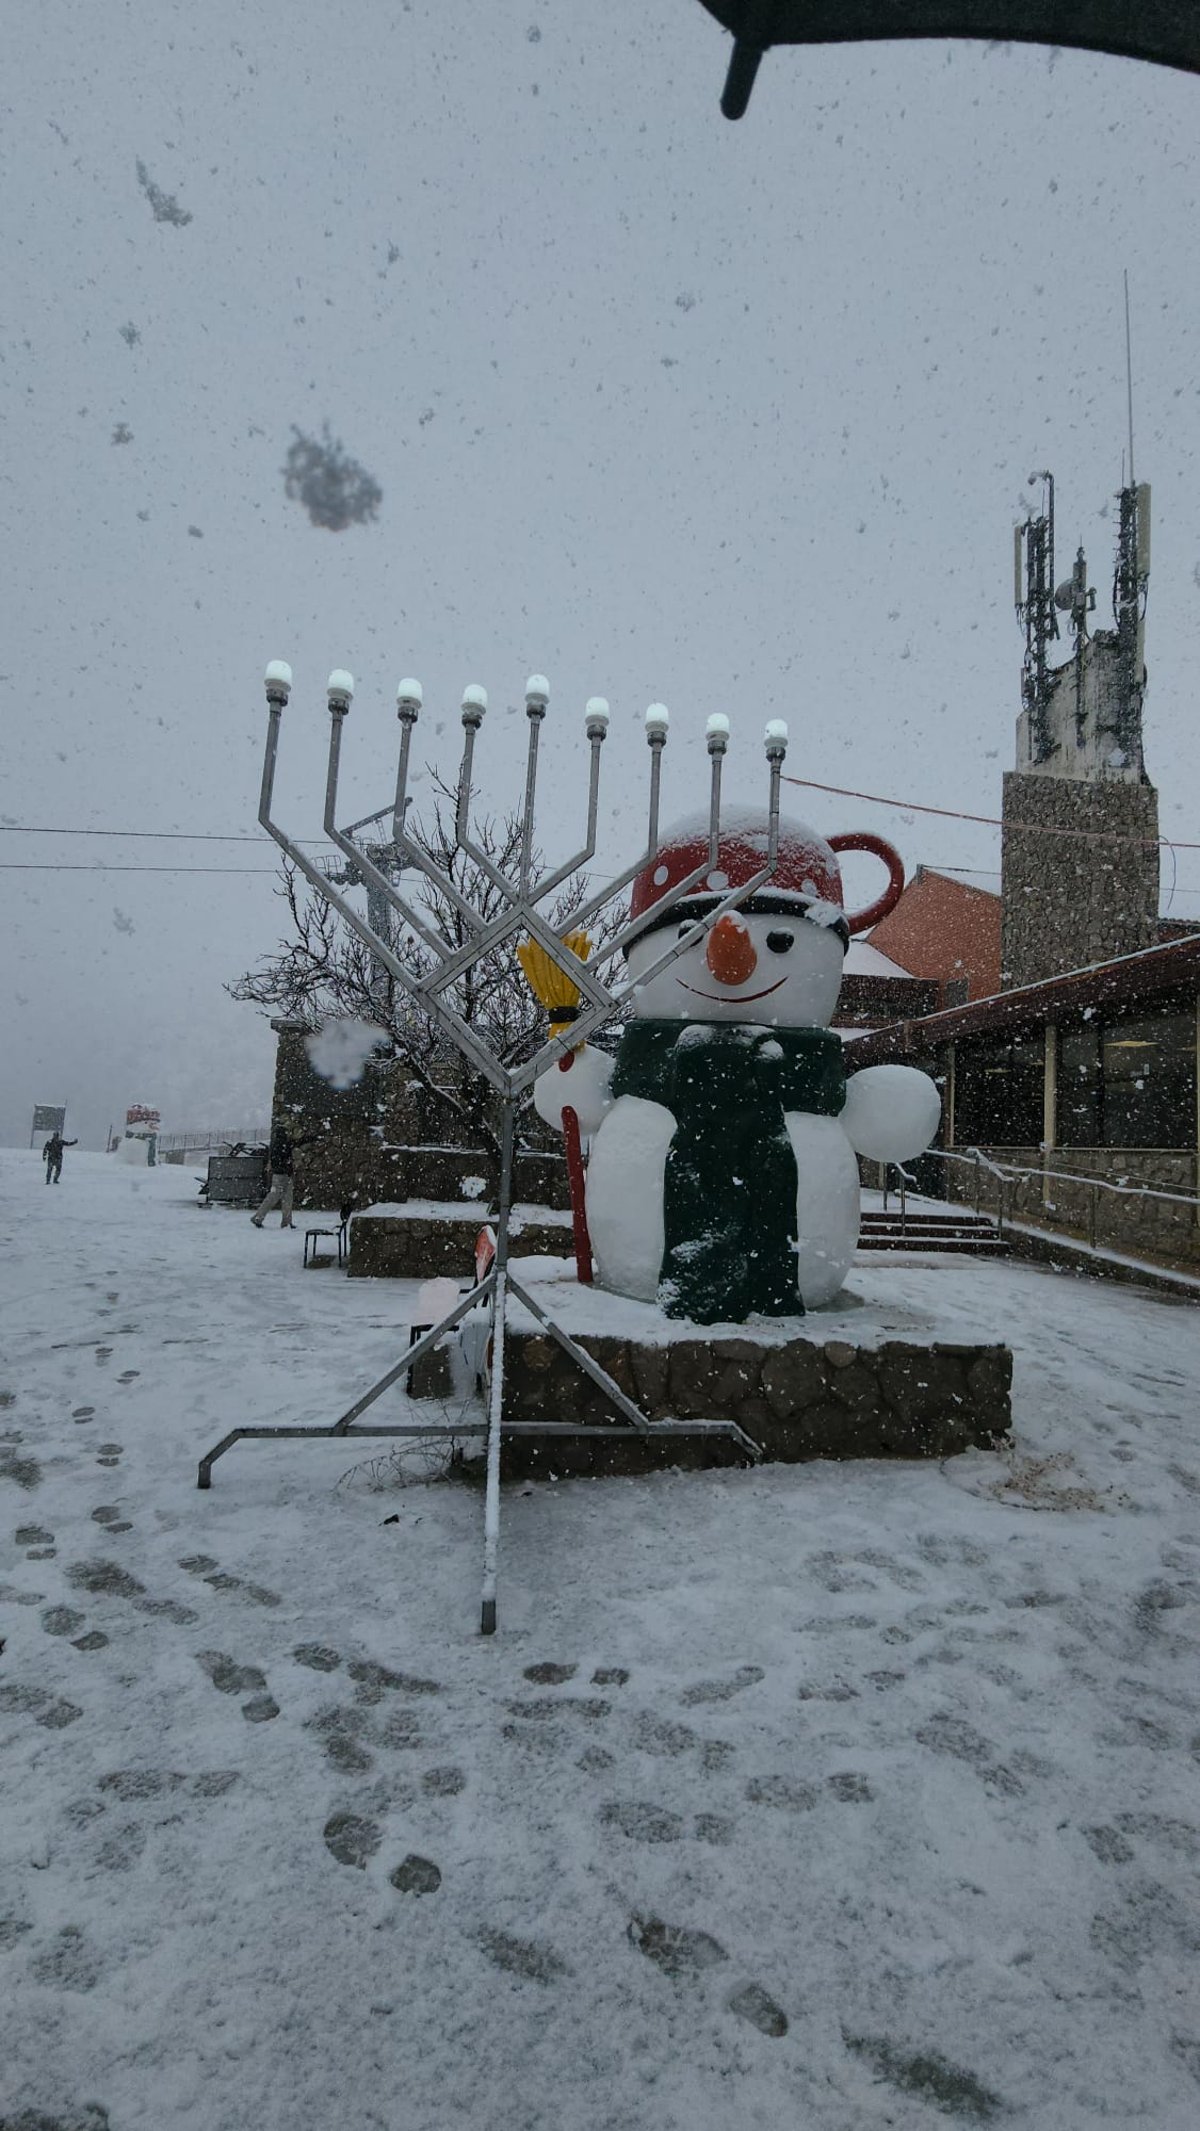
[764,717,788,752]
[706,712,730,742]
[264,659,293,693]
[396,678,423,710]
[585,696,610,735]
[525,674,550,711]
[461,685,488,726]
[644,703,670,739]
[327,669,355,705]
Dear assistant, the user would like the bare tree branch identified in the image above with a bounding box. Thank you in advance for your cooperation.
[228,783,623,1163]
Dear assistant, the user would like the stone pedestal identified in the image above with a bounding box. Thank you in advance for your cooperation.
[499,1317,1011,1479]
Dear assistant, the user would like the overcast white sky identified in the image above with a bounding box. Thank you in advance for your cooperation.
[3,1,1199,1148]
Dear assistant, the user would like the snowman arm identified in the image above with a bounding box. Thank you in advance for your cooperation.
[532,1044,615,1137]
[839,1064,941,1163]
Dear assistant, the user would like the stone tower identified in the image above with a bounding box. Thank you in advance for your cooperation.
[1002,476,1158,989]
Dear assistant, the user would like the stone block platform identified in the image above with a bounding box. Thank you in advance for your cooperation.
[348,1201,573,1280]
[498,1274,1012,1479]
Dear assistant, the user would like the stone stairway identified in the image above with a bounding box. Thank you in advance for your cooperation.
[857,1207,1009,1255]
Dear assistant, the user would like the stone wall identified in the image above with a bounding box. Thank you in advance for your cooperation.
[267,1020,570,1212]
[1001,772,1160,989]
[498,1328,1011,1477]
[349,1207,575,1279]
[945,1145,1200,1266]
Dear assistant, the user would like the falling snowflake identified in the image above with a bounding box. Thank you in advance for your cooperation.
[283,424,382,532]
[135,159,192,227]
[306,1018,389,1090]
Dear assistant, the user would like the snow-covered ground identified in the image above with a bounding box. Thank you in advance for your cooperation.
[2,1151,1199,2131]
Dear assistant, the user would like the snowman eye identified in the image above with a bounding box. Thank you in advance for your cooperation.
[766,930,794,954]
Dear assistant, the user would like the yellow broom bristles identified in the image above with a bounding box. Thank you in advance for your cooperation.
[517,932,591,1033]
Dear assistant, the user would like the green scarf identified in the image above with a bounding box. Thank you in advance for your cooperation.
[611,1020,846,1323]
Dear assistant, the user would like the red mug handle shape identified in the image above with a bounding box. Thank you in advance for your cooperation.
[827,831,906,934]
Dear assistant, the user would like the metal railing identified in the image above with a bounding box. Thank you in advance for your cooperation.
[158,1128,270,1155]
[879,1162,915,1231]
[943,1146,1200,1254]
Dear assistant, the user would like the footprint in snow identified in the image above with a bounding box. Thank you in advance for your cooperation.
[629,1913,727,1979]
[600,1800,683,1843]
[390,1854,441,1895]
[0,1446,42,1489]
[629,1915,788,2036]
[0,1681,83,1729]
[42,1605,87,1638]
[478,1928,570,1982]
[680,1665,764,1706]
[323,1812,382,1869]
[306,1703,377,1773]
[421,1765,466,1797]
[66,1557,196,1625]
[30,1925,102,1992]
[507,1694,610,1725]
[194,1649,279,1722]
[177,1555,282,1607]
[347,1658,442,1699]
[16,1523,55,1559]
[293,1643,342,1673]
[631,1713,697,1758]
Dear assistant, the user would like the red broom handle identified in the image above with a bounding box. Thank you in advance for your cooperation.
[561,1104,593,1284]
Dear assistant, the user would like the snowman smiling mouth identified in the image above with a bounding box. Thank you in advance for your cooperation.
[675,975,789,1004]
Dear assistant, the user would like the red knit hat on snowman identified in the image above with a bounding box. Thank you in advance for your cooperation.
[628,809,905,951]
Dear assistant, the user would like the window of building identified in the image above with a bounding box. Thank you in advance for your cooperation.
[1057,1009,1196,1148]
[953,1033,1044,1147]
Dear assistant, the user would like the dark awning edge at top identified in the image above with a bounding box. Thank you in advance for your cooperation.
[697,2,1200,116]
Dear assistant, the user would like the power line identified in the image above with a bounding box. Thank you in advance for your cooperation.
[0,862,280,875]
[783,774,1200,852]
[0,823,331,845]
[5,856,1199,901]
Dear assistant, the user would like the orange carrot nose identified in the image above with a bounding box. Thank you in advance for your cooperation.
[705,914,758,986]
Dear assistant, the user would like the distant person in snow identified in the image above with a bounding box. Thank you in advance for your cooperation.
[43,1132,77,1184]
[250,1119,314,1230]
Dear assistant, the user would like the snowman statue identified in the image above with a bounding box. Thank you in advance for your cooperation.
[534,811,941,1322]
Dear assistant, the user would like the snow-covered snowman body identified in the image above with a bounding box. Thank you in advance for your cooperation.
[535,812,940,1321]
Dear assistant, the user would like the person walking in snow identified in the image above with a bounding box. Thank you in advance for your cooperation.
[250,1119,312,1230]
[43,1132,77,1184]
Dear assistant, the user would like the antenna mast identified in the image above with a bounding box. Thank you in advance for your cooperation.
[1015,471,1058,765]
[1113,272,1150,766]
[1124,267,1136,488]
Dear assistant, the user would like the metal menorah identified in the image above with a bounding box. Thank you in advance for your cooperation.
[198,664,792,1634]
